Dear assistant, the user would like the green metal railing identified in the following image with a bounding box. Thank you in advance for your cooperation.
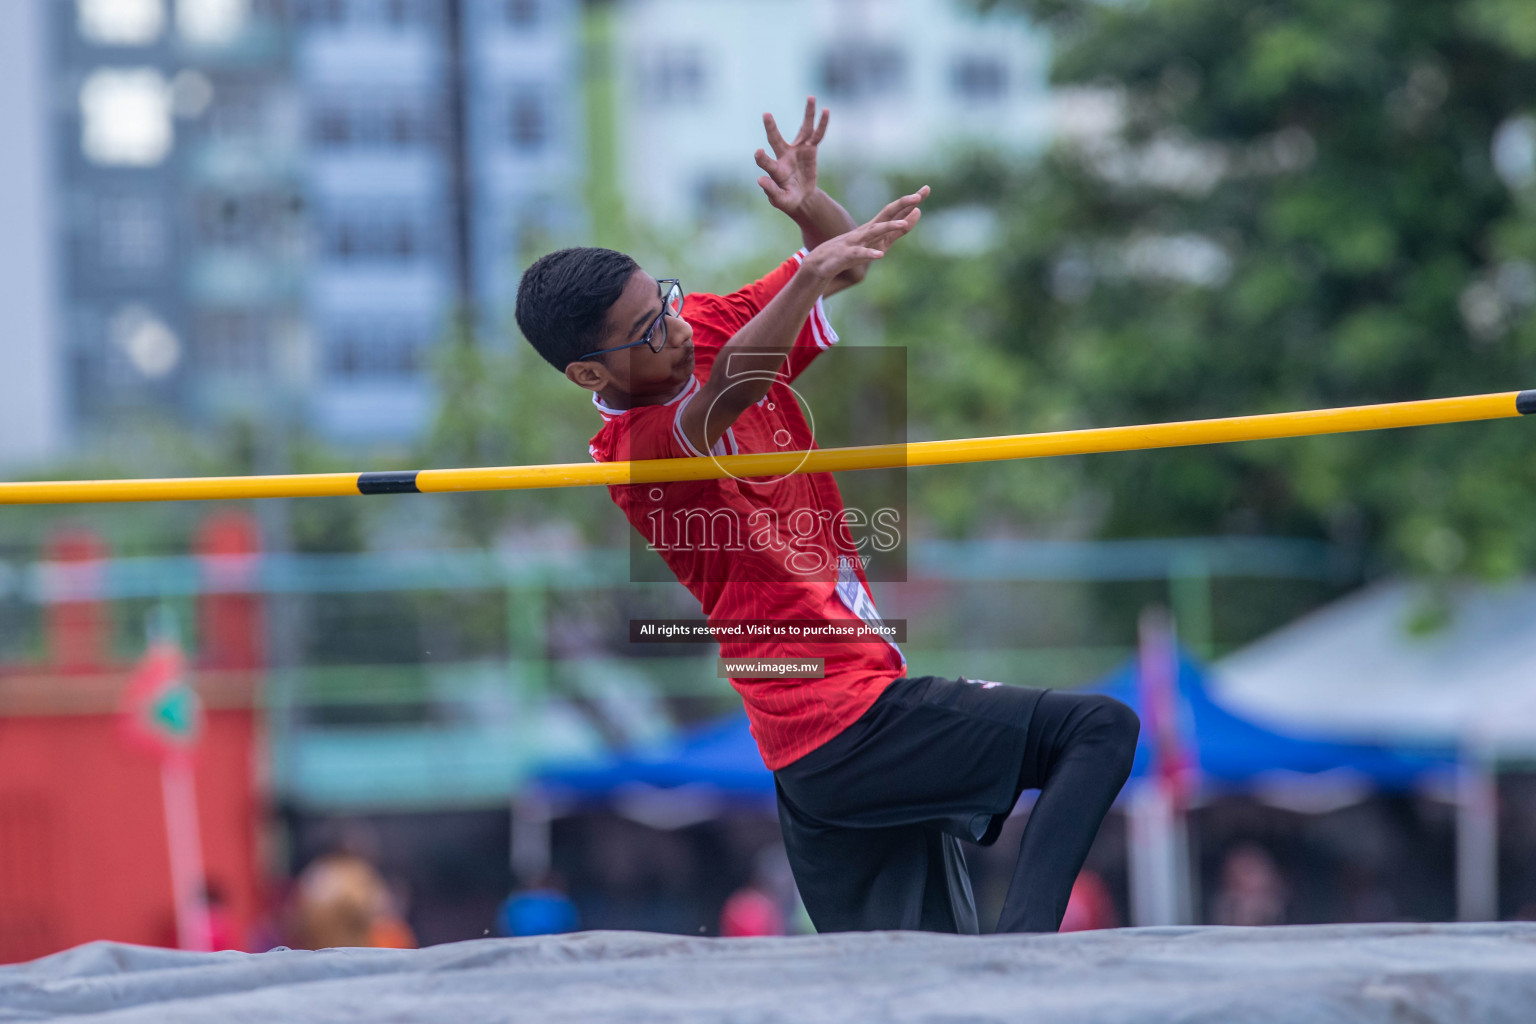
[0,537,1354,810]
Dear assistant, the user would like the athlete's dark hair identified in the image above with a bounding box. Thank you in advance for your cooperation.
[515,247,639,371]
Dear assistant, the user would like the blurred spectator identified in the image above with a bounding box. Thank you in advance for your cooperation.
[202,881,243,952]
[1059,869,1118,932]
[288,851,417,950]
[496,873,580,937]
[367,913,419,948]
[750,842,811,935]
[1211,843,1287,926]
[246,894,288,954]
[719,886,784,937]
[1339,863,1397,923]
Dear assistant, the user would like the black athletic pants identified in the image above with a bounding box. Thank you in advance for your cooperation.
[773,675,1140,934]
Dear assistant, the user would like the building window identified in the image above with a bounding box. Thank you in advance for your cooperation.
[295,0,348,26]
[204,80,265,139]
[383,0,432,27]
[508,90,548,151]
[387,104,425,145]
[818,43,906,100]
[97,195,166,271]
[193,190,304,250]
[80,68,173,166]
[505,0,539,27]
[249,0,290,26]
[643,48,705,103]
[324,319,427,379]
[310,95,438,148]
[197,194,248,247]
[77,0,165,46]
[320,205,432,262]
[177,0,251,47]
[313,104,350,144]
[194,311,267,374]
[952,55,1008,101]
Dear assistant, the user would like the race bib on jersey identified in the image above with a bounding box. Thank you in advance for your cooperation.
[834,555,904,661]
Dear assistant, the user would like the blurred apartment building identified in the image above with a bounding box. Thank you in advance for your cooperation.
[33,0,582,451]
[611,0,1052,228]
[9,0,1045,461]
[0,0,65,470]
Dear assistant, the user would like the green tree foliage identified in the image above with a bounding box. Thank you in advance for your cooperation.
[425,324,620,548]
[897,0,1536,577]
[0,414,376,560]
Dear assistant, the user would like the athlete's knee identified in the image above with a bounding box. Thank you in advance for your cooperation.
[1082,695,1140,774]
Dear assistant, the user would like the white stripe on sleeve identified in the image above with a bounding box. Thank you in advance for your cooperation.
[812,297,839,350]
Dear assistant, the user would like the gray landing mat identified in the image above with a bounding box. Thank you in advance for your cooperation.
[3,923,1536,1023]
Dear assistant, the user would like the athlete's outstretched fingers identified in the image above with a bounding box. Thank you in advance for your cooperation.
[875,217,919,253]
[871,186,930,225]
[755,147,788,184]
[758,176,788,206]
[867,205,922,244]
[854,216,911,248]
[796,95,817,143]
[763,112,789,157]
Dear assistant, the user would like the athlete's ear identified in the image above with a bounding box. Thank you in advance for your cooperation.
[565,359,610,392]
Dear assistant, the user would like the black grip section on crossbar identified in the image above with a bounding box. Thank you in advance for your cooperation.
[1518,391,1536,415]
[357,471,421,495]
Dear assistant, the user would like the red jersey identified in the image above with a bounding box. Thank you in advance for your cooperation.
[587,251,905,768]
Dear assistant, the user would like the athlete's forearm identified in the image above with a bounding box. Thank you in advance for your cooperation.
[709,267,829,404]
[793,188,857,251]
[793,190,864,291]
[680,266,829,453]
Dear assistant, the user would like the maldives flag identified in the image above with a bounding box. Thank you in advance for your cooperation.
[119,637,214,950]
[120,639,204,759]
[1136,608,1197,808]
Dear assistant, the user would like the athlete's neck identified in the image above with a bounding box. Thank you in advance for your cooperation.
[596,377,690,411]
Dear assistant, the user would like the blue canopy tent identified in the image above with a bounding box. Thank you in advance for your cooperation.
[534,713,775,819]
[1090,650,1455,792]
[513,717,774,883]
[531,648,1451,818]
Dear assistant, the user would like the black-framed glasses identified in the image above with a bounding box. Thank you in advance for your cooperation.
[573,279,684,364]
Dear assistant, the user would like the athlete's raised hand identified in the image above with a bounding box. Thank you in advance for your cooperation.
[801,186,928,283]
[755,96,831,217]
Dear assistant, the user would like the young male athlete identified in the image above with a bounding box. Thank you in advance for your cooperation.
[515,98,1140,933]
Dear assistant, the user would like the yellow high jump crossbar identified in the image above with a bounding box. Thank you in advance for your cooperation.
[3,389,1533,506]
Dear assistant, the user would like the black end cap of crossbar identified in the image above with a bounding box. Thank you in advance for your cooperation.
[1519,391,1536,416]
[357,471,421,495]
